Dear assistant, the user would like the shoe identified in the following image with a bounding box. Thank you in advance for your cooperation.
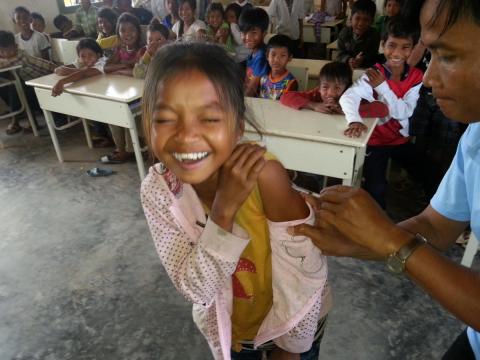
[359,100,389,118]
[87,167,115,177]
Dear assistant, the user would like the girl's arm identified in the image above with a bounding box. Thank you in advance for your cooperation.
[104,63,130,73]
[141,175,250,306]
[51,67,102,96]
[54,64,77,76]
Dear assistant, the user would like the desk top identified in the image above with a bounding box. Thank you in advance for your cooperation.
[289,58,364,81]
[0,65,22,73]
[26,73,144,103]
[303,19,345,27]
[245,97,376,148]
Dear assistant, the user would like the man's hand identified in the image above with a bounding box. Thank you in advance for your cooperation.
[344,121,367,137]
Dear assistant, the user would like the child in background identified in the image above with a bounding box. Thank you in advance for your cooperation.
[13,6,51,60]
[141,42,330,360]
[267,0,305,56]
[31,12,47,35]
[133,19,169,79]
[162,0,180,29]
[259,35,297,100]
[52,15,81,39]
[116,0,154,25]
[205,3,234,53]
[239,7,269,97]
[234,0,253,14]
[96,7,119,56]
[0,30,56,135]
[337,0,380,69]
[52,39,107,96]
[339,19,423,208]
[374,0,402,36]
[225,3,251,63]
[172,0,207,42]
[74,0,98,38]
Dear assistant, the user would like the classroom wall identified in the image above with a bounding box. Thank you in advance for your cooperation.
[0,0,60,34]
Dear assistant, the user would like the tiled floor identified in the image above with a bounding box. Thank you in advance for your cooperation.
[0,120,476,360]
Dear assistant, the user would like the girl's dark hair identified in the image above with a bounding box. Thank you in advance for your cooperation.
[225,3,242,21]
[207,2,225,18]
[31,12,45,24]
[148,18,170,39]
[239,7,269,33]
[0,31,16,48]
[97,7,118,33]
[381,17,418,44]
[319,62,353,89]
[351,0,376,19]
[178,0,197,37]
[116,12,142,48]
[76,37,104,56]
[142,43,261,155]
[53,14,69,30]
[402,0,480,36]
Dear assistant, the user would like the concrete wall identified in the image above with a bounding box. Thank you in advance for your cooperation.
[0,0,60,33]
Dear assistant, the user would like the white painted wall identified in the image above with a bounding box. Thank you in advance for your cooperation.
[0,0,60,33]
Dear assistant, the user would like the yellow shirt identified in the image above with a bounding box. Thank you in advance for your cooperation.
[96,34,119,50]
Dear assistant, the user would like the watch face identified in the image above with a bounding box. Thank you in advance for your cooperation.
[386,254,404,274]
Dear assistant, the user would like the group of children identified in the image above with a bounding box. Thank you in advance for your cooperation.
[0,1,453,358]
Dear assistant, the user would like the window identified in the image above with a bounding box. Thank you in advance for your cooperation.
[57,0,106,14]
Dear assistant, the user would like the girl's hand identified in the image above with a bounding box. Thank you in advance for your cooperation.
[210,144,266,231]
[366,67,386,88]
[215,27,229,43]
[51,80,65,97]
[344,122,367,137]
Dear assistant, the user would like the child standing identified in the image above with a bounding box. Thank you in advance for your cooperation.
[205,3,234,53]
[339,19,423,208]
[13,6,51,60]
[267,0,305,56]
[239,7,270,97]
[225,3,251,63]
[337,0,380,69]
[96,7,119,55]
[172,0,207,42]
[141,42,330,360]
[259,35,297,100]
[74,0,98,38]
[374,0,402,36]
[162,0,180,29]
[31,12,48,38]
[52,15,81,40]
[133,19,169,79]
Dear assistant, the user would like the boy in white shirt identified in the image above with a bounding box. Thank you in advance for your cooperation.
[268,0,305,56]
[13,6,50,60]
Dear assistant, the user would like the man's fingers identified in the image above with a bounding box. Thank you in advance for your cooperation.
[288,223,322,241]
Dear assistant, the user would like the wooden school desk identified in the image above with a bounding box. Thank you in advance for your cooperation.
[26,73,146,179]
[0,65,38,136]
[303,18,345,44]
[244,97,377,186]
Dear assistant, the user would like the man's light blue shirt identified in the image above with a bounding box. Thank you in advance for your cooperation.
[431,122,480,359]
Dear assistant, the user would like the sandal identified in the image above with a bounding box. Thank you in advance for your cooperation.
[5,122,22,135]
[87,167,115,177]
[98,151,134,164]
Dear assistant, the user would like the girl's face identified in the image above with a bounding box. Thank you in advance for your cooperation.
[79,48,100,67]
[151,69,240,185]
[165,0,176,15]
[97,16,114,36]
[147,30,167,54]
[319,79,348,102]
[385,0,401,18]
[179,2,195,24]
[207,10,224,29]
[31,19,45,33]
[119,22,139,48]
[225,10,237,24]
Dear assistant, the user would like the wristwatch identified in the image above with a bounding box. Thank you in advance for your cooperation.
[386,233,427,274]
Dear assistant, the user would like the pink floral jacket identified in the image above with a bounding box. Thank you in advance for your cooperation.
[141,164,332,359]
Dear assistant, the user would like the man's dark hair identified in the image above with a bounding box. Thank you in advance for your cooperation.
[402,0,480,36]
[381,17,418,43]
[351,0,376,19]
[239,7,269,33]
[267,34,293,56]
[53,14,70,30]
[76,38,103,56]
[0,31,16,48]
[31,12,45,24]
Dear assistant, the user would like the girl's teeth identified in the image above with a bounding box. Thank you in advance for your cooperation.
[173,152,208,161]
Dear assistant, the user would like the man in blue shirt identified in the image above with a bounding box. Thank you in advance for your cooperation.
[289,0,480,358]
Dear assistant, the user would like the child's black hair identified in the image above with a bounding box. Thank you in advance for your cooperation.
[12,6,30,19]
[267,34,293,56]
[0,31,16,49]
[381,17,418,44]
[319,62,353,89]
[225,3,242,22]
[148,18,170,40]
[116,12,142,48]
[207,2,225,18]
[76,37,104,56]
[239,7,269,33]
[351,0,376,19]
[97,7,118,32]
[53,14,70,30]
[384,0,403,8]
[31,12,45,24]
[142,42,261,156]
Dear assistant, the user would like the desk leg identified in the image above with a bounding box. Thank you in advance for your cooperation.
[350,146,366,187]
[43,109,64,162]
[13,72,38,137]
[81,118,93,149]
[128,120,146,180]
